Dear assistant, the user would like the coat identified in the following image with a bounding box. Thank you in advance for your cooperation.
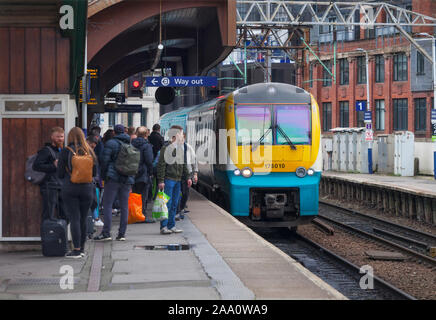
[131,137,153,184]
[100,133,135,185]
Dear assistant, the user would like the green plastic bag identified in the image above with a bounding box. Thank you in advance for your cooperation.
[152,191,170,221]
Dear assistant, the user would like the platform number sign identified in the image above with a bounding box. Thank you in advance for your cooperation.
[356,101,366,112]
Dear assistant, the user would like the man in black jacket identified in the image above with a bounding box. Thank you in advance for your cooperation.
[148,124,165,159]
[33,127,66,222]
[131,126,154,222]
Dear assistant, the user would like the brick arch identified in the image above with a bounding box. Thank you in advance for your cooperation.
[87,0,234,63]
[88,0,124,18]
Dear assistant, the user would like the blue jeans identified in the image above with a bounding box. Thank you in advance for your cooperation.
[160,179,181,230]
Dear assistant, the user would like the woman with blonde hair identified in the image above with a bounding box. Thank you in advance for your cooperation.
[58,127,97,258]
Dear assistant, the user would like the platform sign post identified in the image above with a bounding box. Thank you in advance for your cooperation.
[432,109,436,179]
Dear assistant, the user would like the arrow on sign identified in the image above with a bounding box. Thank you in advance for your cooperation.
[151,78,158,86]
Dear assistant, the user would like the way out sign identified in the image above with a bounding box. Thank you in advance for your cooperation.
[146,76,218,87]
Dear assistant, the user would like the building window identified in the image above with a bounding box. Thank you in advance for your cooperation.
[414,98,427,131]
[375,100,385,131]
[141,108,148,126]
[357,111,365,128]
[416,52,425,75]
[357,56,367,84]
[309,63,313,88]
[322,60,332,87]
[128,113,133,127]
[339,59,349,85]
[109,113,116,127]
[375,55,385,83]
[339,101,349,128]
[393,98,408,130]
[393,53,408,81]
[322,102,332,131]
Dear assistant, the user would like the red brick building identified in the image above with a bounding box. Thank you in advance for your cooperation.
[305,0,435,140]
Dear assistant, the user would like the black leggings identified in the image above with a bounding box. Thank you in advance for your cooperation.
[62,184,93,249]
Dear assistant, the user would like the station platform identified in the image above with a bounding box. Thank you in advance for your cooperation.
[321,171,436,225]
[322,171,436,197]
[0,190,346,300]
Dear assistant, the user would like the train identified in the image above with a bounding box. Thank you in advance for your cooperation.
[159,82,322,228]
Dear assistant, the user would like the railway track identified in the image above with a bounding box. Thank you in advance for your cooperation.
[251,227,415,300]
[318,201,436,267]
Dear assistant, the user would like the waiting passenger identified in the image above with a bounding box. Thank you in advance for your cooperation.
[94,124,137,241]
[131,127,154,223]
[157,125,192,234]
[33,127,66,223]
[177,134,198,220]
[58,127,97,258]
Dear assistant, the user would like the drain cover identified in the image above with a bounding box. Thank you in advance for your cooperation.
[134,244,191,251]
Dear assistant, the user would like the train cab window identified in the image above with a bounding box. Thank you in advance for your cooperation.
[235,104,311,146]
[275,104,311,145]
[235,105,272,145]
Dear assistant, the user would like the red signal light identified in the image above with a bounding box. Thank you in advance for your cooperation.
[132,80,140,88]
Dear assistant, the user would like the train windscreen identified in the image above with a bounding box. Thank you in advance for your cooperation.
[235,104,311,145]
[275,104,311,145]
[235,105,273,145]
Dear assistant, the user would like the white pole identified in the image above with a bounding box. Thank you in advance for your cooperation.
[432,36,436,179]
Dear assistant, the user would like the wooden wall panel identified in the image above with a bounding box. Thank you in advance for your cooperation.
[8,118,26,236]
[25,28,41,94]
[9,28,25,94]
[0,27,70,94]
[56,31,70,93]
[0,28,10,93]
[25,119,44,237]
[2,119,11,237]
[2,118,65,238]
[41,28,56,94]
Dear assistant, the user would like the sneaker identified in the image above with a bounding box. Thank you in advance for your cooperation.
[175,214,181,221]
[93,233,112,241]
[169,227,183,233]
[65,250,82,259]
[144,218,156,224]
[94,219,104,227]
[160,227,172,235]
[116,235,126,241]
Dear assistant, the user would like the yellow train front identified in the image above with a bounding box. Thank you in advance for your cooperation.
[161,82,322,228]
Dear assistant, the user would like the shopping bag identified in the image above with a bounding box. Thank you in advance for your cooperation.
[152,191,170,221]
[128,193,145,224]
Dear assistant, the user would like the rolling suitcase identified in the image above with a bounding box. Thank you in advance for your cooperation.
[41,184,68,257]
[87,209,95,239]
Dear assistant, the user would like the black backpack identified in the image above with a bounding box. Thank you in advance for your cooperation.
[25,147,57,185]
[115,140,140,176]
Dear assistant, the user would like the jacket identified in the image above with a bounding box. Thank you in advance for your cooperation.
[33,143,62,186]
[148,131,165,158]
[57,143,97,186]
[157,142,191,184]
[100,133,135,185]
[131,137,153,184]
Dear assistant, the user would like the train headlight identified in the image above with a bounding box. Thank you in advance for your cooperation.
[234,169,241,176]
[241,167,253,178]
[296,167,307,178]
[307,168,315,176]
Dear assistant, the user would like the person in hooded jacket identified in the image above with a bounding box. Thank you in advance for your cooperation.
[94,124,135,241]
[131,126,154,223]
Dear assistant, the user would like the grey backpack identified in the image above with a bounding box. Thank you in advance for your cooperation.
[25,147,56,185]
[115,140,140,176]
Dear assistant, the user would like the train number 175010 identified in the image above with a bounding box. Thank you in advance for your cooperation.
[264,163,285,169]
